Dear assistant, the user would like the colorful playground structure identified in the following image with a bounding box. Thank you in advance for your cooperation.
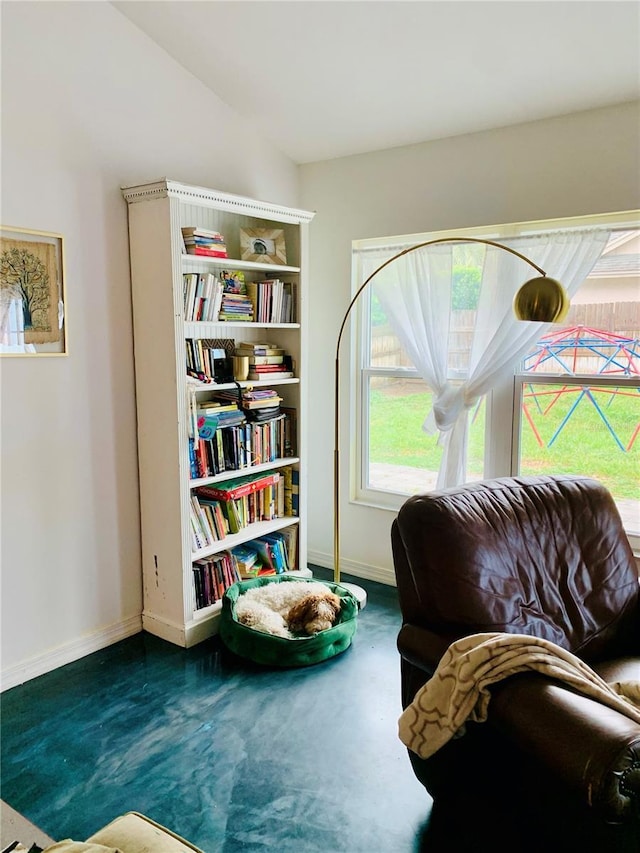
[521,326,640,452]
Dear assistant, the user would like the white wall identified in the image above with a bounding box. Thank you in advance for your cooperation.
[0,1,299,687]
[299,102,640,585]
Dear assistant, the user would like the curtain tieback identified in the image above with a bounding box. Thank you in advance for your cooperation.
[423,384,477,434]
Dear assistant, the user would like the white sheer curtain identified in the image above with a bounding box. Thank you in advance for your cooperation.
[369,229,611,489]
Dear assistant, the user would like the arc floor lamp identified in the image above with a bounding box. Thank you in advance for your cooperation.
[333,237,569,605]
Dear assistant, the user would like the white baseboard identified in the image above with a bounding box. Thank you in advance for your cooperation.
[1,615,142,692]
[307,548,397,587]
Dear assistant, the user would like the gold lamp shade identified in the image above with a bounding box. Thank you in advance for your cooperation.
[513,275,569,324]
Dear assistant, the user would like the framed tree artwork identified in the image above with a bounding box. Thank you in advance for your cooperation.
[0,226,67,355]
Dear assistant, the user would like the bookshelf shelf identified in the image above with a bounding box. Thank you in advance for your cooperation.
[189,378,300,393]
[190,456,300,488]
[184,321,300,337]
[181,253,301,274]
[122,178,314,648]
[191,516,300,561]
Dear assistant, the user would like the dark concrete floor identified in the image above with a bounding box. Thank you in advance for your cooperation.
[0,569,434,852]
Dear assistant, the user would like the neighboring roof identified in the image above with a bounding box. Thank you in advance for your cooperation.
[589,254,640,277]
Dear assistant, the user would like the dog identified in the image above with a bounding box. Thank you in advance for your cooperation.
[286,591,342,635]
[235,580,342,638]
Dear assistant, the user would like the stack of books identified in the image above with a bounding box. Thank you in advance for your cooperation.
[246,531,290,574]
[231,529,297,578]
[211,387,284,422]
[240,388,283,422]
[218,271,254,321]
[235,341,294,380]
[218,292,254,321]
[231,543,263,579]
[182,227,228,258]
[197,399,245,430]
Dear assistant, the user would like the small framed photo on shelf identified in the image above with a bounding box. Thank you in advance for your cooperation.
[240,228,287,265]
[0,225,67,356]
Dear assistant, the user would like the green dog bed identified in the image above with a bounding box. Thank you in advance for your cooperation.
[220,576,359,667]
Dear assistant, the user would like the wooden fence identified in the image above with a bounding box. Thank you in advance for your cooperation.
[371,303,640,369]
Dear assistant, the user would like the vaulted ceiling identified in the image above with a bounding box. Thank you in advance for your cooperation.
[113,1,640,164]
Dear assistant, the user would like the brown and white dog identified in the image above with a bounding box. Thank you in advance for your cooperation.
[235,581,342,638]
[286,590,342,635]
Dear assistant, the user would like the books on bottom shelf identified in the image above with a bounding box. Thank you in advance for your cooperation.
[193,525,299,611]
[193,550,240,611]
[231,526,298,578]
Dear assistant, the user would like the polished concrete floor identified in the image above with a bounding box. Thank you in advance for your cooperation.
[0,570,434,852]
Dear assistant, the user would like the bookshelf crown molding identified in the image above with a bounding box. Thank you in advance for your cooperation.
[121,178,315,225]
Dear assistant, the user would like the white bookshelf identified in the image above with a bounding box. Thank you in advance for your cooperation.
[122,179,315,647]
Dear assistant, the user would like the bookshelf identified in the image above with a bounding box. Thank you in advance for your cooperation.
[122,179,315,647]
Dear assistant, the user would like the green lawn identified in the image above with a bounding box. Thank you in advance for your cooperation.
[369,383,640,499]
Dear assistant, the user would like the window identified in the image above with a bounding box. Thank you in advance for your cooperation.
[354,213,639,547]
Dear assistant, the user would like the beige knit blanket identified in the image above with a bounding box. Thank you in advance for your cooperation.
[399,632,640,759]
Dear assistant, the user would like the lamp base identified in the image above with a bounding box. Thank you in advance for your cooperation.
[337,581,368,610]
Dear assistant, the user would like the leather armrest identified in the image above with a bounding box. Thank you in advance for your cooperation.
[488,673,640,824]
[396,623,454,674]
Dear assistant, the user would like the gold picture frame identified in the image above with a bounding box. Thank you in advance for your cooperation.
[240,227,287,265]
[0,226,67,355]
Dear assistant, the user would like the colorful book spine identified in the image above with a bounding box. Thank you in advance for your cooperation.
[195,471,280,502]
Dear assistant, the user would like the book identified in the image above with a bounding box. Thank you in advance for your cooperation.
[247,371,294,381]
[245,408,283,423]
[195,470,281,502]
[241,396,282,409]
[186,247,228,258]
[198,402,239,414]
[291,469,299,516]
[281,407,297,456]
[183,273,198,320]
[182,227,225,239]
[221,270,247,294]
[214,411,246,427]
[242,388,282,400]
[261,531,290,573]
[218,291,254,322]
[245,537,278,573]
[282,466,293,515]
[243,354,284,365]
[184,235,226,246]
[257,566,277,577]
[238,349,284,358]
[279,526,298,570]
[192,277,223,323]
[231,544,260,579]
[185,239,227,252]
[247,364,286,372]
[236,342,283,356]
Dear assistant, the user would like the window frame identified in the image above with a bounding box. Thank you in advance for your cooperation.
[352,211,640,547]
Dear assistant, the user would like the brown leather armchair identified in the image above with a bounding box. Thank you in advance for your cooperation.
[392,474,639,852]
